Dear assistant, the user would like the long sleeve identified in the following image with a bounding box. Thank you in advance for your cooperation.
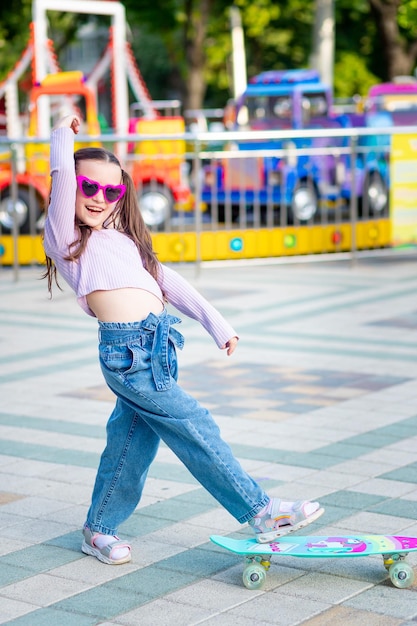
[158,264,238,348]
[43,128,77,258]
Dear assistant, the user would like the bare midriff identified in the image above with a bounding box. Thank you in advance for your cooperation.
[86,288,164,323]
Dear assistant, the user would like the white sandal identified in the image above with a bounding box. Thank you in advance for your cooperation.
[81,526,131,565]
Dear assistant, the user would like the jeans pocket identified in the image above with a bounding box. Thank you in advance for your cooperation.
[100,344,133,372]
[100,343,149,374]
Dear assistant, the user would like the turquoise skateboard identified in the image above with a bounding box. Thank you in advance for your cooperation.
[210,534,417,589]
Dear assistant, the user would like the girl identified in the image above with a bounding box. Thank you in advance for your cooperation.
[43,114,323,565]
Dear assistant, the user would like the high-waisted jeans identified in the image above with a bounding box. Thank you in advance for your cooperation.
[85,309,269,535]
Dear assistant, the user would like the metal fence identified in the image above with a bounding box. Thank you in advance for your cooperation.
[0,123,414,270]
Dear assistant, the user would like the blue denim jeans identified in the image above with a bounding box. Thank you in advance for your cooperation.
[85,310,269,535]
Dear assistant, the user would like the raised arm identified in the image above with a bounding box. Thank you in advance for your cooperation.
[43,116,80,256]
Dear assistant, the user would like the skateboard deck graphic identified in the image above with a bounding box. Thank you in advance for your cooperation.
[210,534,417,589]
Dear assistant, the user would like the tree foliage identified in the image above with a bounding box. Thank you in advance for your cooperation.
[0,0,33,80]
[1,0,417,111]
[0,1,88,87]
[369,0,417,78]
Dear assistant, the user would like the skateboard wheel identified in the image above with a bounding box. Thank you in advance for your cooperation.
[242,563,266,590]
[389,562,414,588]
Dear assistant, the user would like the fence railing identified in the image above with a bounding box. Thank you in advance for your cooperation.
[0,123,415,270]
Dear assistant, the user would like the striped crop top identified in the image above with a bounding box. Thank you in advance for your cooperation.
[43,128,237,348]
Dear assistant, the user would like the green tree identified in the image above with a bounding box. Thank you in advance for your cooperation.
[0,0,33,82]
[369,0,417,79]
[123,0,320,107]
[0,1,88,114]
[128,0,417,103]
[124,0,220,109]
[2,0,417,112]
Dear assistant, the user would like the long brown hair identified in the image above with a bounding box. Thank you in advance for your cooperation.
[43,146,160,295]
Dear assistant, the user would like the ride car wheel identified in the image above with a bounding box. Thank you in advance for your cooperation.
[138,184,173,229]
[365,171,388,215]
[291,183,318,222]
[0,188,41,234]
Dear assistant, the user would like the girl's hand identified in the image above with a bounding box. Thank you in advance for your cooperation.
[221,336,239,356]
[53,115,80,134]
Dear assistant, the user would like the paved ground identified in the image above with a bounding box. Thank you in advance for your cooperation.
[1,251,417,625]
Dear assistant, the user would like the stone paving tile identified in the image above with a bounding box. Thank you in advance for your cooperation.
[53,586,156,621]
[402,488,417,501]
[0,563,35,587]
[332,511,416,535]
[200,615,275,626]
[0,598,41,625]
[1,519,77,544]
[114,599,213,626]
[343,585,417,620]
[350,478,416,498]
[225,590,331,625]
[164,578,261,610]
[381,463,417,484]
[5,607,102,625]
[369,498,417,519]
[0,538,31,558]
[301,605,403,625]
[279,570,373,603]
[1,572,89,607]
[2,257,417,625]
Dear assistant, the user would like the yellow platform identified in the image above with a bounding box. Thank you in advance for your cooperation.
[0,219,392,266]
